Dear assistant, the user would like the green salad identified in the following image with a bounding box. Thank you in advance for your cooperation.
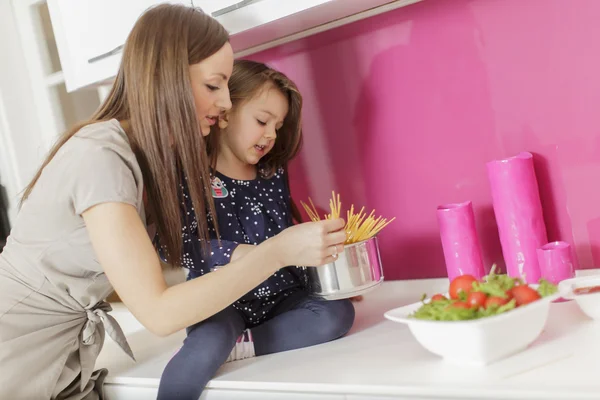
[411,267,558,321]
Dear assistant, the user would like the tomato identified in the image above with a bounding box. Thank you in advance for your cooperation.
[449,274,477,300]
[431,294,447,302]
[467,291,487,308]
[451,301,471,309]
[505,287,514,299]
[574,285,600,295]
[505,280,524,299]
[511,285,541,306]
[485,296,508,308]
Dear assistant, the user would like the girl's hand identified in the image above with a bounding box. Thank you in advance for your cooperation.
[271,219,346,267]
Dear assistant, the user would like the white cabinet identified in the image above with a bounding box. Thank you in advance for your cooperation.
[215,0,423,56]
[47,0,423,92]
[200,0,249,15]
[46,0,192,92]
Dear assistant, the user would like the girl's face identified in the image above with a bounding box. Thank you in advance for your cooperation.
[222,83,289,167]
[189,42,234,136]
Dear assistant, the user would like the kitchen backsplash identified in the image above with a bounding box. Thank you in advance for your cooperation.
[247,0,600,279]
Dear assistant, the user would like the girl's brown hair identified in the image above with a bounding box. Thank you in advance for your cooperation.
[21,4,229,265]
[208,60,303,177]
[207,59,304,221]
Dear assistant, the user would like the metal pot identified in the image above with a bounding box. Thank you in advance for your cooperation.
[305,236,384,300]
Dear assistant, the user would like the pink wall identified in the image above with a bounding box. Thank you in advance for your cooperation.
[249,0,600,280]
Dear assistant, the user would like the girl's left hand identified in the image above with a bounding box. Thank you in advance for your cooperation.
[350,295,363,302]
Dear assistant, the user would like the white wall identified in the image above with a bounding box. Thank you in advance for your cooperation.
[0,0,49,223]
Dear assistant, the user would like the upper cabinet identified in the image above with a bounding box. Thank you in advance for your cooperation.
[46,0,192,92]
[47,0,423,92]
[216,0,422,56]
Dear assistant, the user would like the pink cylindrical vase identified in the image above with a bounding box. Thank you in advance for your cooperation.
[537,241,575,284]
[437,201,485,281]
[487,152,548,283]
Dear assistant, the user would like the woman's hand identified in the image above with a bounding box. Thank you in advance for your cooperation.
[271,219,346,267]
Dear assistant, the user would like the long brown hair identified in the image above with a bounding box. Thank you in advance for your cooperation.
[207,60,304,221]
[21,4,229,265]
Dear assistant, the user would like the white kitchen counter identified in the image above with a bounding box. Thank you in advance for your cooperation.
[97,274,600,400]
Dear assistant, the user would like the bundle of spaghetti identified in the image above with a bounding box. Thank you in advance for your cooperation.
[300,191,395,244]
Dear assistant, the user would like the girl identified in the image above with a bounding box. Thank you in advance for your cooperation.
[157,60,356,399]
[0,5,346,399]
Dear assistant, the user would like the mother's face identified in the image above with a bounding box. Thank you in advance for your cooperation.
[189,42,234,136]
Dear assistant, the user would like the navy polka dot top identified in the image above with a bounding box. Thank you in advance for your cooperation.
[173,168,306,326]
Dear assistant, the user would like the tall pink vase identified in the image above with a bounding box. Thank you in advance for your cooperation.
[487,152,548,283]
[437,201,485,281]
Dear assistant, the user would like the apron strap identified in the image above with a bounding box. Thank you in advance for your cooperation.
[80,302,135,392]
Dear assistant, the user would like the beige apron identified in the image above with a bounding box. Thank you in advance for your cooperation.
[0,120,145,399]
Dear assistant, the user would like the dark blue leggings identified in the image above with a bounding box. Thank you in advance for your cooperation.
[157,294,355,400]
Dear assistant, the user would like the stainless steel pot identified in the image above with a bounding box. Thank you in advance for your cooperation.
[305,236,384,300]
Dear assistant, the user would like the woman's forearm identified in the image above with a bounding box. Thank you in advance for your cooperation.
[84,202,283,337]
[85,203,344,337]
[230,243,255,262]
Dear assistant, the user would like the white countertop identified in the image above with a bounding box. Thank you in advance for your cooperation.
[97,273,600,399]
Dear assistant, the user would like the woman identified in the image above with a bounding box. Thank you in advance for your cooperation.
[0,4,345,399]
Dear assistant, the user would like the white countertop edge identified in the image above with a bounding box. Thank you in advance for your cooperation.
[104,377,600,399]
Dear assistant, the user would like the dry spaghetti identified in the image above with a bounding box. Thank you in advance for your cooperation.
[300,191,395,244]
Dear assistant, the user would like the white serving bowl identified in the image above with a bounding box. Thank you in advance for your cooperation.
[559,275,600,320]
[384,288,563,366]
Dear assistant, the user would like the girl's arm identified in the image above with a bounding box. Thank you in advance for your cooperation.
[83,202,345,336]
[222,170,296,263]
[177,177,246,271]
[180,216,249,269]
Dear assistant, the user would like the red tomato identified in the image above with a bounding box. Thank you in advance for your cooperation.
[574,285,600,295]
[449,275,477,300]
[451,301,471,309]
[505,288,514,299]
[505,281,524,299]
[485,296,508,308]
[573,286,600,294]
[467,291,487,308]
[431,294,447,302]
[511,285,541,306]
